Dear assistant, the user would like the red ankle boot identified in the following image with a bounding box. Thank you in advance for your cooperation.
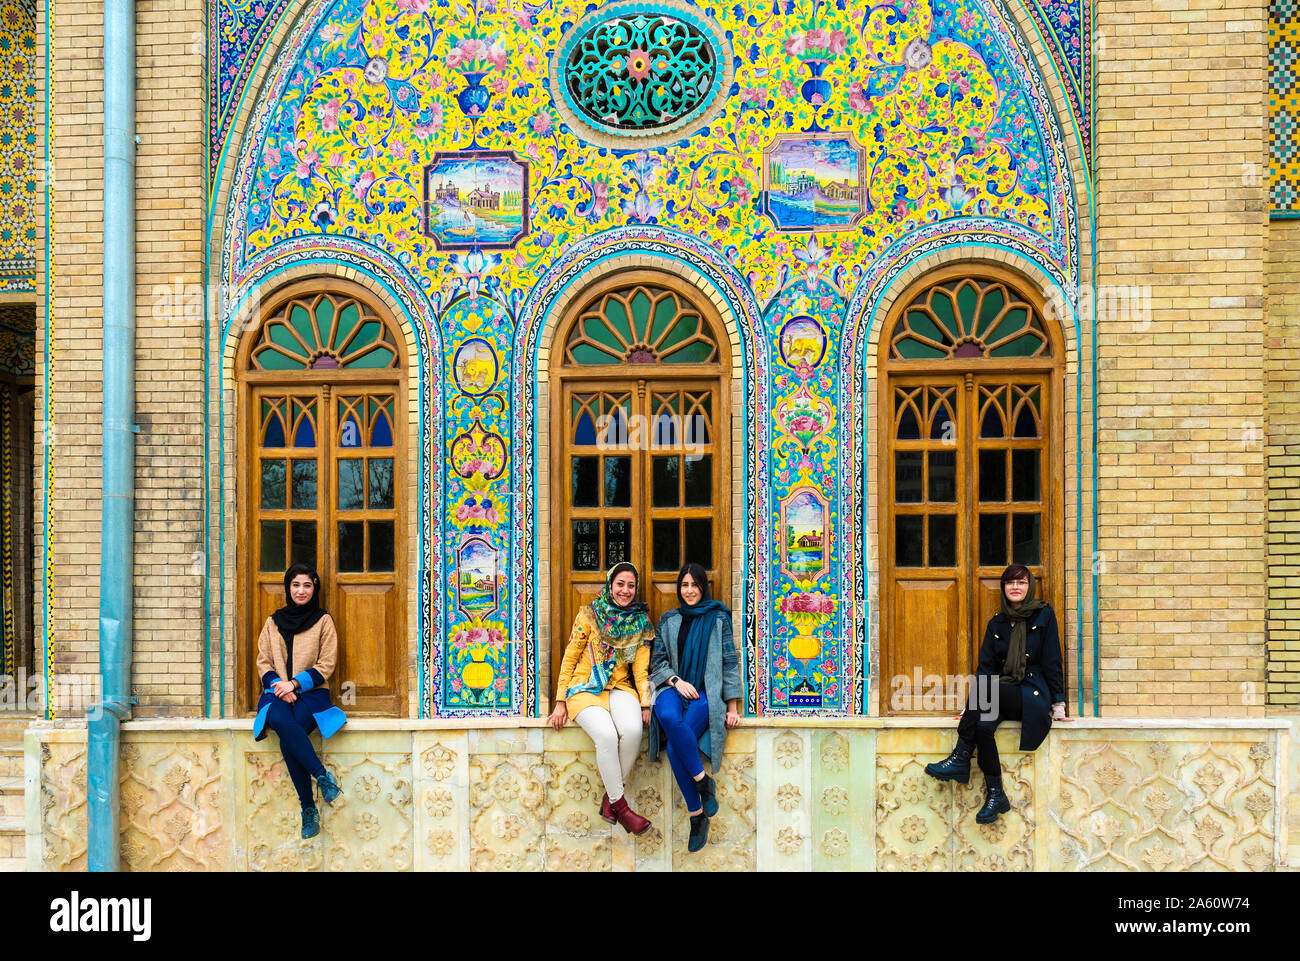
[599,792,616,824]
[610,795,650,835]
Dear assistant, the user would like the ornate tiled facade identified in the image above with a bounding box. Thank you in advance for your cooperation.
[210,0,1086,718]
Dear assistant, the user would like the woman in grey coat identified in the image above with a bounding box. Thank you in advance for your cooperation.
[648,562,742,852]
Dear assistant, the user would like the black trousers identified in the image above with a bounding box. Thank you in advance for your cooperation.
[956,680,1023,780]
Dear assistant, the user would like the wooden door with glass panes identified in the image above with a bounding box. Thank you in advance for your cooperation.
[550,275,729,698]
[880,269,1062,713]
[241,283,407,716]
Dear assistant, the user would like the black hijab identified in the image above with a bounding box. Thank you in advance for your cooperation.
[271,563,327,670]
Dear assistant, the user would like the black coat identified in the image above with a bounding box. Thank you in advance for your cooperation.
[976,604,1065,752]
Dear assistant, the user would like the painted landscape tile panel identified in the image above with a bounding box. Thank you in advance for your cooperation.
[424,151,528,250]
[764,135,864,231]
[457,536,500,618]
[784,489,828,577]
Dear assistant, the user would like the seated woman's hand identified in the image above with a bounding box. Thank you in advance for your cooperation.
[272,679,296,701]
[547,702,568,731]
[641,707,650,728]
[675,680,699,700]
[725,709,740,729]
[1051,701,1067,721]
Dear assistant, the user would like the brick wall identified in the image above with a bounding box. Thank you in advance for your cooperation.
[133,0,207,713]
[1094,0,1270,716]
[38,0,207,716]
[1267,219,1300,709]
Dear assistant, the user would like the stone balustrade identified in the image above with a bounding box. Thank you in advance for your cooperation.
[25,717,1296,872]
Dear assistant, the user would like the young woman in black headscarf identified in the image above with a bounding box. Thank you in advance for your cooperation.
[253,563,348,839]
[648,562,741,852]
[924,564,1065,823]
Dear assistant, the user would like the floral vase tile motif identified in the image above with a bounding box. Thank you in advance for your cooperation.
[768,280,844,713]
[443,299,516,715]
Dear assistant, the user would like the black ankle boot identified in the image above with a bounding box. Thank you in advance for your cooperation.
[924,739,974,784]
[688,812,709,853]
[301,805,320,840]
[697,773,718,817]
[976,778,1011,823]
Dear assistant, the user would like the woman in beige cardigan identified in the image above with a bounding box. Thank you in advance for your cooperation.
[253,563,347,839]
[546,562,654,835]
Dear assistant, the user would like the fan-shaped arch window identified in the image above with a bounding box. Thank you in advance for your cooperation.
[889,278,1050,361]
[238,279,407,718]
[563,283,720,366]
[248,292,401,371]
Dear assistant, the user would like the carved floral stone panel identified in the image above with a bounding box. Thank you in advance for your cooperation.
[1053,737,1277,872]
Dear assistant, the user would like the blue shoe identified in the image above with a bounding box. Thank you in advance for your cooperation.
[697,773,719,817]
[687,813,709,852]
[316,771,343,805]
[301,806,320,840]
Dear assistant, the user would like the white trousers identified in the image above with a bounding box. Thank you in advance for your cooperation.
[574,688,642,802]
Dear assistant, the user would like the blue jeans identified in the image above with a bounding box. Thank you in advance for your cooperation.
[265,697,326,807]
[654,688,710,812]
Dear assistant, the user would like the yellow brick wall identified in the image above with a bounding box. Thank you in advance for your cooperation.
[37,0,207,715]
[1267,219,1300,709]
[1093,0,1269,716]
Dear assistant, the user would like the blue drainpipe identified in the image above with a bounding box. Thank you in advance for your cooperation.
[88,0,136,872]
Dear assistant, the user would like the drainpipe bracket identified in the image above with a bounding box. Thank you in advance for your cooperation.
[90,697,135,722]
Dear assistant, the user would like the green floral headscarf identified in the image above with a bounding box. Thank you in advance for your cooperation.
[587,562,654,665]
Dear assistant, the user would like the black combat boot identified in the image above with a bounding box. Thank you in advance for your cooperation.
[976,777,1011,823]
[924,739,974,784]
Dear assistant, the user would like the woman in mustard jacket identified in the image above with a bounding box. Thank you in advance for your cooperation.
[253,563,347,839]
[546,562,655,835]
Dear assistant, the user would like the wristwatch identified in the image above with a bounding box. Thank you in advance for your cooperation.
[668,675,680,689]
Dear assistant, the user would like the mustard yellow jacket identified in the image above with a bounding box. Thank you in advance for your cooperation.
[555,606,652,719]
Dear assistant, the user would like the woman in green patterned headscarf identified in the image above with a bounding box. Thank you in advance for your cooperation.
[547,562,656,835]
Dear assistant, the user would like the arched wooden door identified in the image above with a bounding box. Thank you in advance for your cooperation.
[549,272,730,697]
[879,266,1064,713]
[238,280,408,716]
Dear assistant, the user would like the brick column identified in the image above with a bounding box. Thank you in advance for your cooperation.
[1094,0,1269,716]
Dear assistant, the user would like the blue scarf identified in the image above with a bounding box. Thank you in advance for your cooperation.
[676,599,728,691]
